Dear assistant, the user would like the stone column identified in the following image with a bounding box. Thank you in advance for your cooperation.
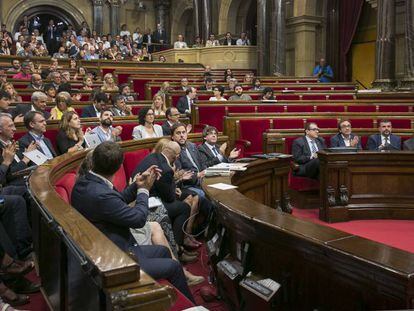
[257,0,270,75]
[401,0,414,89]
[326,0,339,80]
[92,0,104,35]
[109,0,120,36]
[201,0,211,42]
[372,0,395,90]
[269,0,286,75]
[155,0,170,43]
[193,0,201,40]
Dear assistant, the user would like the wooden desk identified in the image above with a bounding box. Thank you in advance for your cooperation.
[202,156,414,310]
[319,150,414,222]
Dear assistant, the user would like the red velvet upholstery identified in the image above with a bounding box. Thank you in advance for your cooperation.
[289,173,320,191]
[273,118,304,129]
[113,165,127,191]
[227,106,255,113]
[117,73,130,85]
[347,105,376,112]
[123,149,151,180]
[44,129,59,149]
[131,106,141,115]
[257,105,284,113]
[132,79,148,99]
[302,94,327,101]
[360,135,369,148]
[388,119,412,129]
[250,94,261,100]
[102,68,115,76]
[335,86,356,90]
[378,105,410,112]
[275,94,300,100]
[170,95,181,107]
[54,172,77,204]
[284,136,298,154]
[198,106,226,130]
[329,94,354,100]
[239,119,271,155]
[119,123,137,141]
[316,105,345,112]
[348,119,374,128]
[197,95,210,101]
[286,105,314,112]
[21,95,31,101]
[151,86,161,97]
[306,118,337,128]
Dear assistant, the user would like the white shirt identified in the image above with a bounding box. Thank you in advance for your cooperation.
[174,41,188,49]
[381,135,391,146]
[306,136,318,158]
[341,134,351,147]
[209,97,227,101]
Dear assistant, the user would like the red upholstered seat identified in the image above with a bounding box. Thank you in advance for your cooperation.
[378,105,410,112]
[250,94,261,100]
[328,94,354,100]
[360,135,369,148]
[151,86,161,97]
[198,106,226,131]
[284,136,298,154]
[335,86,356,91]
[305,118,337,128]
[44,129,59,149]
[227,106,255,113]
[302,94,327,101]
[289,173,320,191]
[131,106,141,115]
[273,118,304,129]
[389,119,412,129]
[113,165,127,192]
[316,105,345,112]
[21,95,31,101]
[347,105,376,112]
[54,172,77,204]
[102,68,115,76]
[275,94,300,100]
[119,123,137,141]
[171,95,181,107]
[132,79,148,99]
[286,105,313,112]
[197,95,210,101]
[123,149,151,180]
[239,119,271,155]
[257,105,284,113]
[117,73,130,85]
[348,118,374,128]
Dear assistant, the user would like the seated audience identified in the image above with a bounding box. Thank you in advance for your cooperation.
[71,141,194,302]
[174,34,188,49]
[199,78,213,91]
[330,120,362,149]
[205,34,220,47]
[2,83,22,103]
[43,84,57,102]
[7,60,20,73]
[101,73,119,92]
[222,32,236,45]
[236,32,251,45]
[132,108,163,140]
[18,111,56,160]
[81,76,93,91]
[192,36,203,48]
[12,62,31,80]
[229,85,252,101]
[179,78,189,91]
[156,81,171,103]
[53,46,68,59]
[119,84,136,101]
[0,91,13,115]
[366,120,401,151]
[313,58,334,82]
[224,68,233,82]
[244,73,254,84]
[49,72,62,89]
[27,74,43,90]
[110,95,132,116]
[177,87,197,115]
[261,87,275,101]
[50,93,75,120]
[81,92,108,117]
[73,66,87,81]
[90,110,122,143]
[226,78,237,91]
[292,122,326,179]
[209,85,227,101]
[13,91,50,121]
[56,112,86,155]
[151,94,166,116]
[198,126,240,167]
[162,107,187,136]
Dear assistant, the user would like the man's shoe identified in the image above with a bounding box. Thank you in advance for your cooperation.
[179,252,198,264]
[0,282,29,307]
[6,277,40,294]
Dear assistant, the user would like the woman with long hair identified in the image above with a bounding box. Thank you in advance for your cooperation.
[151,94,166,116]
[56,111,86,155]
[132,107,163,139]
[2,83,22,102]
[101,73,119,92]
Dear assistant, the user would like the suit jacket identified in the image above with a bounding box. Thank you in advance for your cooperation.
[18,132,57,160]
[142,34,152,44]
[161,120,173,136]
[153,30,167,43]
[175,142,206,186]
[81,105,98,118]
[221,38,236,46]
[292,136,326,165]
[198,143,229,168]
[13,104,50,120]
[330,133,362,149]
[133,153,176,203]
[403,137,414,151]
[176,96,192,114]
[71,172,147,251]
[366,134,401,150]
[45,26,57,42]
[0,143,27,186]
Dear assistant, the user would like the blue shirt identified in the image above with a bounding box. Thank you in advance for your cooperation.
[313,65,333,82]
[29,132,54,159]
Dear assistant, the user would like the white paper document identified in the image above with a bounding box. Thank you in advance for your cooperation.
[23,150,49,165]
[208,183,238,190]
[84,133,101,148]
[211,163,248,171]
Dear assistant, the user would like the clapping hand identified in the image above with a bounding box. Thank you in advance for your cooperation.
[350,136,359,147]
[229,148,240,159]
[2,142,17,166]
[135,165,162,190]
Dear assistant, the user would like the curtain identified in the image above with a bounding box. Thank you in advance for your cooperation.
[339,0,365,81]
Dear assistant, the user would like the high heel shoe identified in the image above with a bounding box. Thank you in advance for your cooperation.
[0,255,34,277]
[0,283,29,307]
[185,271,205,287]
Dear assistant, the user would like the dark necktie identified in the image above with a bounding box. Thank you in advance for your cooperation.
[212,146,219,156]
[384,137,389,146]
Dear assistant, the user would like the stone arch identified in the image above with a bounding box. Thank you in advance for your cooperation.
[218,0,256,36]
[170,0,194,43]
[5,0,87,32]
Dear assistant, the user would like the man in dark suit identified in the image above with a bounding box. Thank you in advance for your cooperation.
[403,137,414,150]
[13,91,50,121]
[45,19,57,55]
[18,111,56,162]
[221,32,236,46]
[81,92,108,118]
[71,142,194,302]
[330,120,362,149]
[142,28,153,53]
[176,87,197,115]
[198,126,240,168]
[153,23,167,45]
[366,120,401,151]
[199,78,213,91]
[292,122,326,179]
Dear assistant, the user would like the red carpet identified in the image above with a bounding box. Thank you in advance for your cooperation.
[293,208,414,253]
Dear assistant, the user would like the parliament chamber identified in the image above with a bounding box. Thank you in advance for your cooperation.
[0,0,414,310]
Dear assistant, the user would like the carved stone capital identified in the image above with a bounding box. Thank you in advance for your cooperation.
[91,0,104,6]
[372,79,396,91]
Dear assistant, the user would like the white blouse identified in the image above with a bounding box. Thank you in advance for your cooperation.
[132,124,163,140]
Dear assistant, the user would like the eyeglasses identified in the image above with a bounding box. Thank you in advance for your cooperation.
[308,128,320,131]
